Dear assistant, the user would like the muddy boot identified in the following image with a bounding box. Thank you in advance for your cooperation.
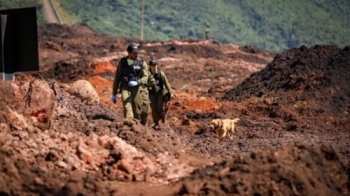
[152,121,160,130]
[140,111,149,126]
[161,117,167,124]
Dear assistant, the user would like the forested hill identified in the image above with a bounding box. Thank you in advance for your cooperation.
[1,0,349,52]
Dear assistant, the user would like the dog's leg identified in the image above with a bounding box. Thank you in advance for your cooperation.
[229,121,235,140]
[229,121,235,141]
[218,129,224,143]
[217,129,221,142]
[226,130,230,140]
[222,128,227,140]
[228,132,233,140]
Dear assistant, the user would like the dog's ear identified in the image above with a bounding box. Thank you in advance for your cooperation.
[211,119,217,126]
[209,120,217,130]
[217,119,223,128]
[210,119,215,124]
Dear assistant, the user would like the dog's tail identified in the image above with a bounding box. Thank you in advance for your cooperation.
[232,118,240,123]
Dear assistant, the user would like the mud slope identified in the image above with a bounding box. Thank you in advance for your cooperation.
[222,45,350,132]
[174,144,348,196]
[223,45,350,117]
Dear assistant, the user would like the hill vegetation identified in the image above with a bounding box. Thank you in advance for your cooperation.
[0,0,45,24]
[1,0,349,52]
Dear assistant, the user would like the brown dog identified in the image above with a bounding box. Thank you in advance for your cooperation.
[209,118,240,142]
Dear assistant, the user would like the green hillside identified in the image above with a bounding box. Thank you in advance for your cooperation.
[1,0,349,52]
[0,0,45,24]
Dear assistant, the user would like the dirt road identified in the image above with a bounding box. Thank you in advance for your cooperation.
[42,0,59,23]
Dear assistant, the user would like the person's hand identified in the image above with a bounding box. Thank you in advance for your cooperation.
[122,77,128,83]
[128,81,138,87]
[111,95,117,104]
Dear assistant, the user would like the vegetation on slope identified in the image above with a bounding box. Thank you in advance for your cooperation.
[1,0,349,52]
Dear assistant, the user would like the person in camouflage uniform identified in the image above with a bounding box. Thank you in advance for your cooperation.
[148,59,173,129]
[112,44,155,125]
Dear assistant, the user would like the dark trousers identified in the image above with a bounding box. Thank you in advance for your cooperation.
[149,92,165,124]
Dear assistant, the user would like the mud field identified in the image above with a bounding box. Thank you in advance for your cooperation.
[0,23,349,196]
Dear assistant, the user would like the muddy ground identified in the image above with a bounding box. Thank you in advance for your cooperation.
[0,23,349,196]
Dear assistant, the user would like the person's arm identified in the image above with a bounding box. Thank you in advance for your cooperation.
[112,60,122,95]
[161,71,173,94]
[139,60,153,86]
[147,70,156,89]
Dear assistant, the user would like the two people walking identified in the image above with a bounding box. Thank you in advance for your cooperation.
[112,44,173,128]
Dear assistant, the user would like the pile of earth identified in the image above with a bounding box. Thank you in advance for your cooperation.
[223,45,350,116]
[221,45,350,132]
[0,79,193,195]
[174,144,349,196]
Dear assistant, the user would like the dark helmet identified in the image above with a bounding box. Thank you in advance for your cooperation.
[127,44,139,53]
[149,59,157,66]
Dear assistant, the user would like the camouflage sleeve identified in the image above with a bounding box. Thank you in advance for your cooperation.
[161,71,173,94]
[147,70,156,87]
[139,60,151,86]
[112,60,122,95]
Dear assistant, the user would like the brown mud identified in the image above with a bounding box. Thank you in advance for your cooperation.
[0,23,348,196]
